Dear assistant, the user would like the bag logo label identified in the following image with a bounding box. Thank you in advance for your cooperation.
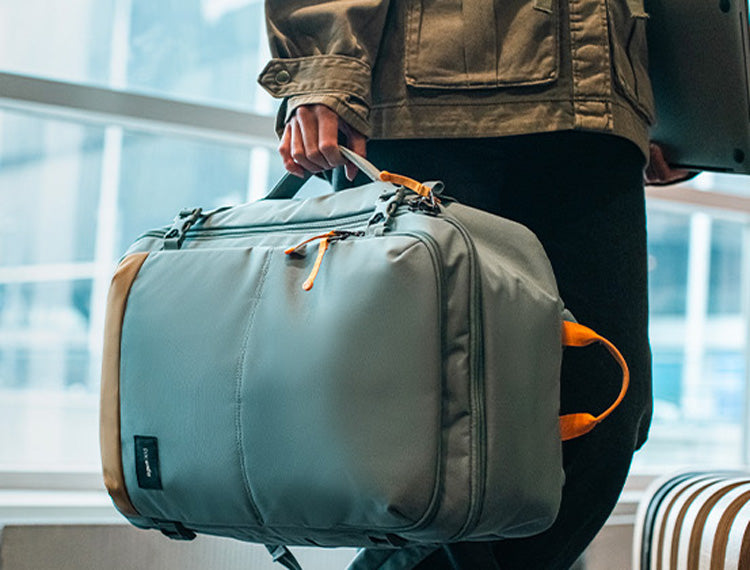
[134,436,163,490]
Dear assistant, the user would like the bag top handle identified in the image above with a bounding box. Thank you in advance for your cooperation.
[264,146,382,200]
[264,146,432,200]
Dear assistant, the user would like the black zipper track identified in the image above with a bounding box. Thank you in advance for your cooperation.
[135,212,375,244]
[443,217,486,540]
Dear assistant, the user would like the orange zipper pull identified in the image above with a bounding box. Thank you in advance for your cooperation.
[302,236,330,291]
[284,231,337,256]
[285,231,336,291]
[285,230,364,291]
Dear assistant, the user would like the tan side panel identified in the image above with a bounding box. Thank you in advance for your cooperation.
[100,252,149,516]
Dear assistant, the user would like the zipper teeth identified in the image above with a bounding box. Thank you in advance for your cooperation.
[388,230,446,534]
[137,212,374,242]
[444,217,486,540]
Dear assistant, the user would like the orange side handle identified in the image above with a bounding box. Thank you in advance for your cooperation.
[559,321,630,441]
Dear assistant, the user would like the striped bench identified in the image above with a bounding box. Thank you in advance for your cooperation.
[633,471,750,570]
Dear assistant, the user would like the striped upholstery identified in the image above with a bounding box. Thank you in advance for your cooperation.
[633,472,750,570]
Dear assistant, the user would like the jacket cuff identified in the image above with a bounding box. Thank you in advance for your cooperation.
[258,56,373,137]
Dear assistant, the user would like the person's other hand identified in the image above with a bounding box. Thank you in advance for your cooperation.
[279,104,368,181]
[644,143,700,186]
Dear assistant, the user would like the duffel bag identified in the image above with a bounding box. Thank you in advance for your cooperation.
[100,147,628,568]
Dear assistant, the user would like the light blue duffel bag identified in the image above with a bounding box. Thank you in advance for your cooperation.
[100,148,628,568]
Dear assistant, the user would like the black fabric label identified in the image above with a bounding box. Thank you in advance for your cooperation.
[134,436,163,490]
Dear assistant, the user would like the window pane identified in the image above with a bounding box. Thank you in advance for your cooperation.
[647,209,690,316]
[634,205,748,470]
[651,350,683,413]
[0,280,97,469]
[0,280,91,389]
[707,351,745,423]
[0,1,116,87]
[128,0,271,111]
[0,0,275,114]
[0,108,286,470]
[116,132,252,253]
[708,220,743,315]
[0,112,102,266]
[635,348,745,468]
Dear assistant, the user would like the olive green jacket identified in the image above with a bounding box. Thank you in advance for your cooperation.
[258,0,654,158]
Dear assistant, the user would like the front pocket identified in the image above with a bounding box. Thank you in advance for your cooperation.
[240,235,444,533]
[117,235,446,534]
[607,0,656,123]
[119,247,274,526]
[405,0,559,89]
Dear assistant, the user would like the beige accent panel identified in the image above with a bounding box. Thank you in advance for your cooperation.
[100,252,149,517]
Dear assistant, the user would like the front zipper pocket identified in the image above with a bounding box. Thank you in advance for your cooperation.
[119,248,273,526]
[118,233,447,535]
[133,211,375,248]
[238,233,446,533]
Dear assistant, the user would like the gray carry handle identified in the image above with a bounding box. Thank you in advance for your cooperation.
[264,146,383,200]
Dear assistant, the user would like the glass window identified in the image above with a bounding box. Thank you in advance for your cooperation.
[1,113,103,266]
[0,280,98,468]
[0,1,116,87]
[651,350,683,413]
[708,220,743,315]
[116,132,252,252]
[0,108,282,470]
[0,0,275,114]
[647,209,690,316]
[634,202,749,470]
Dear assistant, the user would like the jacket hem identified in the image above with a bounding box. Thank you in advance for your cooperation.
[370,98,649,159]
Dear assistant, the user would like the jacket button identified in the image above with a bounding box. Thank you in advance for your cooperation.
[275,69,291,84]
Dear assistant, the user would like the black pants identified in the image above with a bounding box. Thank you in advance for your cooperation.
[339,131,652,570]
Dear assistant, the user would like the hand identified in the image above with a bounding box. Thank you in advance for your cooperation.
[644,143,700,186]
[279,104,368,181]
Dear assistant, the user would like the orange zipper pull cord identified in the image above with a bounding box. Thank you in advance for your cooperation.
[285,230,364,291]
[284,231,335,291]
[379,171,435,199]
[303,237,331,291]
[283,231,336,256]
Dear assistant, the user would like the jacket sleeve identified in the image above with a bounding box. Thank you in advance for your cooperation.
[258,1,391,137]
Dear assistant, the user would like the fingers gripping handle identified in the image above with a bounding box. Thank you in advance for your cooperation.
[558,321,630,441]
[338,145,381,181]
[265,145,435,202]
[265,146,383,200]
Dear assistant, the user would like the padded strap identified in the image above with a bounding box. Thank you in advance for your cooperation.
[559,321,630,441]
